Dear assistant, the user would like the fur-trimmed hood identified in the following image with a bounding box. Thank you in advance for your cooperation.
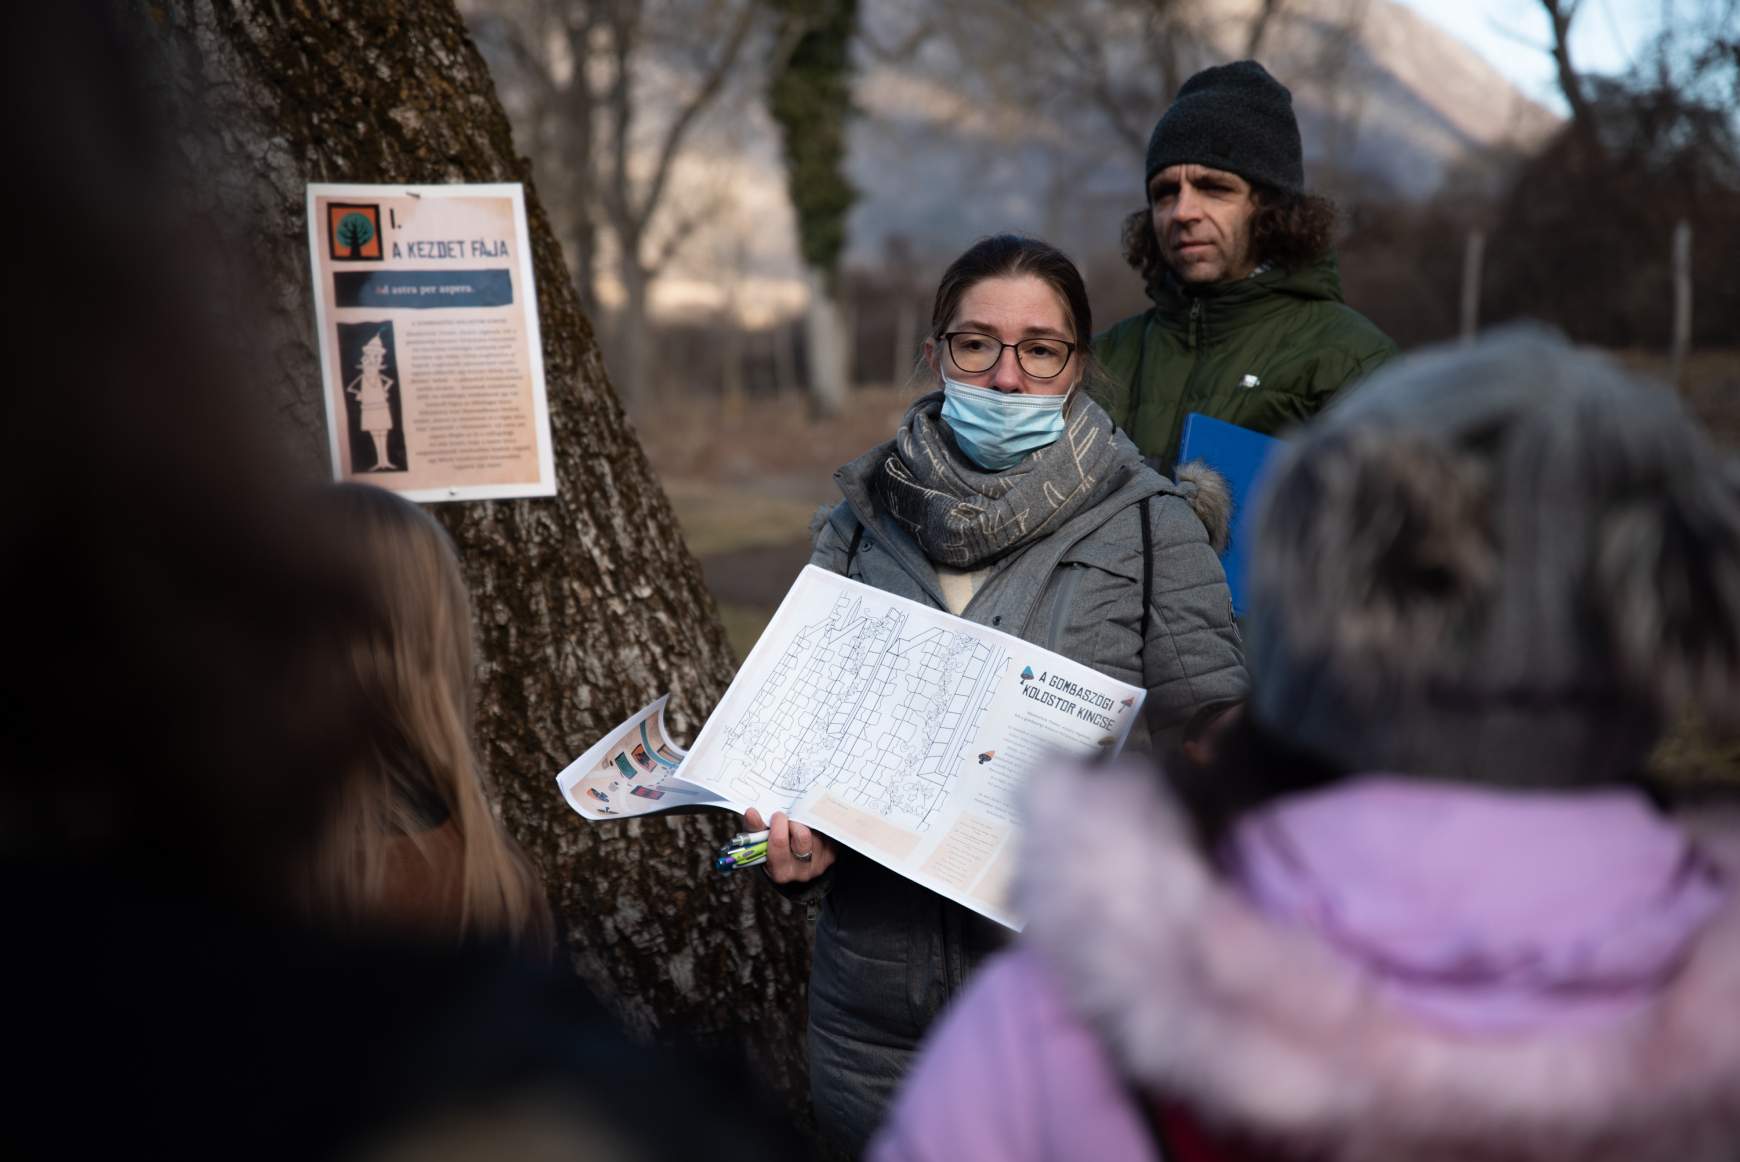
[1018,765,1740,1162]
[1173,460,1232,552]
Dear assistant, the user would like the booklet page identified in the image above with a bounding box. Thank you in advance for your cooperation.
[687,567,1145,928]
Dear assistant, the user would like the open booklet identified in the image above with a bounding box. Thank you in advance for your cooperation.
[555,565,1146,928]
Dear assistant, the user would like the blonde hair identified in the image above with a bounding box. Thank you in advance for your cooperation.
[309,484,554,955]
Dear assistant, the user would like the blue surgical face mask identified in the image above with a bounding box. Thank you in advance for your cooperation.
[939,376,1069,472]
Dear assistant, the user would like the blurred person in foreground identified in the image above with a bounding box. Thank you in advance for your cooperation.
[1093,60,1396,474]
[748,233,1247,1155]
[310,483,554,956]
[873,329,1740,1162]
[3,6,803,1159]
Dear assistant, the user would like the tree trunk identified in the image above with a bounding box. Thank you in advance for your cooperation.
[561,4,603,321]
[1542,0,1600,160]
[617,254,654,408]
[803,265,850,417]
[129,0,812,1120]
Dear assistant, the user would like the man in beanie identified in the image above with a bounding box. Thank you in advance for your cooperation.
[1092,60,1396,473]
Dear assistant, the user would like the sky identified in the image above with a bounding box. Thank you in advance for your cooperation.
[1394,0,1666,114]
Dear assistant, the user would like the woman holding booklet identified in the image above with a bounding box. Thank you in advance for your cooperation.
[748,234,1247,1154]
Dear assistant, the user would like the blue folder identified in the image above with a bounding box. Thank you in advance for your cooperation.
[1176,413,1282,615]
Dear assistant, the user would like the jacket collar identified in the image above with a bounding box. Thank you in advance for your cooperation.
[1146,253,1346,338]
[1018,763,1740,1162]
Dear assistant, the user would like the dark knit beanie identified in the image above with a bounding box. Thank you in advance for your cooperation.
[1145,60,1303,195]
[1243,328,1740,790]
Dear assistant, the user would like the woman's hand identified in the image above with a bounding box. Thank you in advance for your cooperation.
[743,807,836,883]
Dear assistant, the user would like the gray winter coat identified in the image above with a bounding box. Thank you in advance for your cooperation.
[802,428,1247,1155]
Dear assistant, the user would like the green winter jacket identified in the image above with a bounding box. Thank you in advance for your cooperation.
[1091,255,1397,472]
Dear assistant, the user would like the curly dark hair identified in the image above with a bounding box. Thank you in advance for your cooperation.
[1121,183,1338,292]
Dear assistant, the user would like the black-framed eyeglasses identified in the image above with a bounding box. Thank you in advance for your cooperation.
[943,331,1077,380]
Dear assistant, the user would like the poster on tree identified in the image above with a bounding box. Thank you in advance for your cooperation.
[306,183,556,502]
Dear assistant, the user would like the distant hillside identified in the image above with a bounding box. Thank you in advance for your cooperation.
[470,0,1561,326]
[1240,0,1561,196]
[844,0,1561,267]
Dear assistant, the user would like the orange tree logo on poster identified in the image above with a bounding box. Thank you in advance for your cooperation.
[327,203,383,261]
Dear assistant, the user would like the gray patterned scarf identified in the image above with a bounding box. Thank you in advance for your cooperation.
[875,391,1128,568]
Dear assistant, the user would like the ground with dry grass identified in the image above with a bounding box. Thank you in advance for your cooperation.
[639,383,916,659]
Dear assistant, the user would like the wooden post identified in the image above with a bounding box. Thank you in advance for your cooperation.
[771,316,798,398]
[1459,229,1485,346]
[719,313,746,428]
[1670,219,1692,386]
[892,296,918,388]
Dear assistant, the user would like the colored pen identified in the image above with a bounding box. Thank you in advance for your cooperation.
[725,829,771,847]
[714,827,780,874]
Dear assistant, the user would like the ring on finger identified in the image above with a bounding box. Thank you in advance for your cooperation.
[793,848,814,862]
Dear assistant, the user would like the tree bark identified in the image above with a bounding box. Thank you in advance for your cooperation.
[128,0,812,1119]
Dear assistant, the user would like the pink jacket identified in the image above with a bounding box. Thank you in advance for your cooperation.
[873,765,1740,1162]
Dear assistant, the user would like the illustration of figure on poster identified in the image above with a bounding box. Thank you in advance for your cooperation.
[338,320,407,473]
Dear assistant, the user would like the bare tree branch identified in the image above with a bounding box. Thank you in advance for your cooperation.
[470,0,766,403]
[857,14,937,63]
[648,190,728,275]
[600,1,639,241]
[1541,0,1599,146]
[1486,16,1551,56]
[557,1,605,314]
[482,10,561,110]
[1246,0,1287,58]
[1009,0,1149,154]
[766,9,810,79]
[635,0,757,226]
